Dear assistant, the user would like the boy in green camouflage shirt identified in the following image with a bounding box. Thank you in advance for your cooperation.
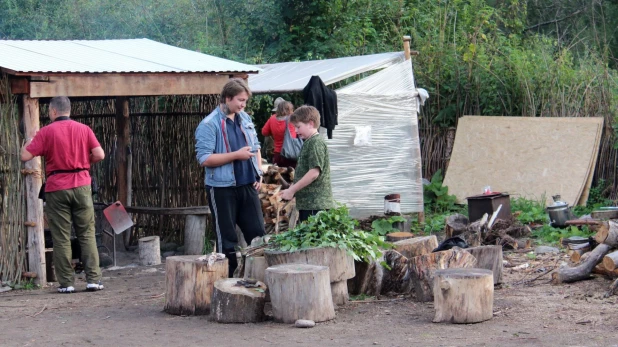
[279,105,334,222]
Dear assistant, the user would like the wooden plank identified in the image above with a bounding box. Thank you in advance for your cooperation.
[10,77,29,94]
[29,73,230,98]
[22,96,46,285]
[591,210,618,220]
[124,206,211,215]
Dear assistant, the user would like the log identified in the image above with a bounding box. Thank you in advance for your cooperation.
[594,221,618,247]
[552,243,612,284]
[265,264,335,323]
[591,210,618,220]
[244,256,268,283]
[164,255,228,315]
[138,236,161,266]
[386,232,415,242]
[380,250,412,294]
[265,247,355,283]
[211,278,266,323]
[593,264,618,278]
[444,214,469,238]
[433,268,494,323]
[393,235,439,259]
[347,259,383,296]
[602,251,618,271]
[455,214,487,248]
[184,215,206,255]
[330,280,349,306]
[569,248,588,263]
[466,245,503,284]
[409,247,477,302]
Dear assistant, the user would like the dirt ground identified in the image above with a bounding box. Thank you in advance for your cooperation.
[2,250,618,347]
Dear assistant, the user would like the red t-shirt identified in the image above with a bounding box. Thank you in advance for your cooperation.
[26,119,101,192]
[261,115,298,153]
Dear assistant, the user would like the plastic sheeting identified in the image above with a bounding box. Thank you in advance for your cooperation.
[326,60,424,217]
[248,52,404,93]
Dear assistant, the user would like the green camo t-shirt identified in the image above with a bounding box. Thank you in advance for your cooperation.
[294,134,334,210]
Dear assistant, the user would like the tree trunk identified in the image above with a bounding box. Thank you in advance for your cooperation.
[444,214,469,238]
[409,247,477,302]
[330,280,349,306]
[265,264,335,323]
[602,251,618,271]
[164,256,228,315]
[392,235,438,258]
[433,268,494,323]
[552,244,611,284]
[184,215,206,255]
[211,278,266,323]
[380,250,412,294]
[244,256,268,283]
[138,236,161,266]
[265,247,355,283]
[466,245,503,284]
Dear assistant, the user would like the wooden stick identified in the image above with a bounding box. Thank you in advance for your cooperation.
[29,304,47,317]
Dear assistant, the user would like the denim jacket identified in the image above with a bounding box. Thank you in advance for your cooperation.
[195,107,262,187]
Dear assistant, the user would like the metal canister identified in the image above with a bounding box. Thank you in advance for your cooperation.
[547,202,570,228]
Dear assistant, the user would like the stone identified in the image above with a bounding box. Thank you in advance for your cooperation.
[535,246,560,254]
[295,319,316,328]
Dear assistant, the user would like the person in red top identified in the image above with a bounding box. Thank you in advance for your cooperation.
[261,99,298,168]
[21,96,106,293]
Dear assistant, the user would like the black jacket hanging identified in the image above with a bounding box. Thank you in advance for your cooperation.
[302,76,338,139]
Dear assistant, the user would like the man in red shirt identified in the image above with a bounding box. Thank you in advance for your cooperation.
[21,96,105,293]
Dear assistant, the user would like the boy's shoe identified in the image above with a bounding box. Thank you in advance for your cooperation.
[86,282,104,291]
[57,286,75,294]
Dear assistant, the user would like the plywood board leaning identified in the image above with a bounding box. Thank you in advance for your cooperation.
[443,116,603,206]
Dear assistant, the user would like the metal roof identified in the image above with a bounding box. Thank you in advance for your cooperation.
[0,38,260,74]
[248,52,405,93]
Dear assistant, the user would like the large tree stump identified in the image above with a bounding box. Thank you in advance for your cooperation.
[444,214,469,238]
[266,264,335,323]
[603,251,618,271]
[184,215,206,255]
[331,280,349,305]
[409,247,477,302]
[139,236,161,266]
[244,256,268,283]
[265,247,355,305]
[466,245,503,284]
[380,250,412,294]
[393,235,438,259]
[347,260,383,296]
[211,278,266,323]
[164,256,228,315]
[433,268,494,323]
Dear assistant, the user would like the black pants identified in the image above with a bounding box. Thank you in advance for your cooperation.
[206,184,265,277]
[299,209,322,223]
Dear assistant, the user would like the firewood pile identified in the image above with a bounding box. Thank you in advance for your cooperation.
[444,213,531,250]
[260,165,298,234]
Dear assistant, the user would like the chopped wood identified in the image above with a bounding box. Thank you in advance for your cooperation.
[444,214,469,239]
[552,244,612,284]
[602,250,618,271]
[593,264,618,278]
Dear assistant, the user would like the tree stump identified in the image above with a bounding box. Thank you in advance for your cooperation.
[444,214,469,238]
[603,251,618,271]
[466,245,503,284]
[393,235,438,258]
[433,268,493,323]
[139,236,161,266]
[164,255,228,315]
[331,280,349,305]
[265,247,355,305]
[347,259,383,296]
[409,247,477,302]
[266,264,335,323]
[211,278,266,323]
[386,232,415,242]
[184,215,206,255]
[244,256,268,283]
[380,250,412,294]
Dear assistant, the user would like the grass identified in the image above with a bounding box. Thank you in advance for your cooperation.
[349,294,376,301]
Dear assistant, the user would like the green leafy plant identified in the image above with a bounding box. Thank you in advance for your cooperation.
[423,169,460,214]
[269,205,391,263]
[371,215,406,236]
[572,179,614,217]
[510,197,549,224]
[532,225,594,245]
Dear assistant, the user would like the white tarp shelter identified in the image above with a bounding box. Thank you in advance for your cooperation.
[249,53,425,217]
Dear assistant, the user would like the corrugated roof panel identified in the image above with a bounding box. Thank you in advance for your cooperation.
[0,39,259,74]
[248,52,405,93]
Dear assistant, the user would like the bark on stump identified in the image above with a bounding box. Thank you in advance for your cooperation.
[265,247,355,305]
[433,268,494,323]
[244,256,268,283]
[603,251,618,271]
[266,264,335,323]
[211,278,266,323]
[184,215,206,255]
[466,245,503,284]
[444,214,469,238]
[347,259,383,296]
[393,235,439,259]
[164,256,228,315]
[409,247,477,302]
[139,236,161,266]
[380,250,412,294]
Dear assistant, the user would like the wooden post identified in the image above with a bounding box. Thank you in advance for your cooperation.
[115,97,129,250]
[403,35,412,60]
[22,95,46,285]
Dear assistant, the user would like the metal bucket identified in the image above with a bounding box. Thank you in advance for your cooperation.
[547,204,570,228]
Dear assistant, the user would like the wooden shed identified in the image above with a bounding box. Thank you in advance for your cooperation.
[0,39,259,284]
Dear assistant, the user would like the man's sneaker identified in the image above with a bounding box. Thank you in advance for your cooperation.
[57,286,75,294]
[86,282,104,291]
